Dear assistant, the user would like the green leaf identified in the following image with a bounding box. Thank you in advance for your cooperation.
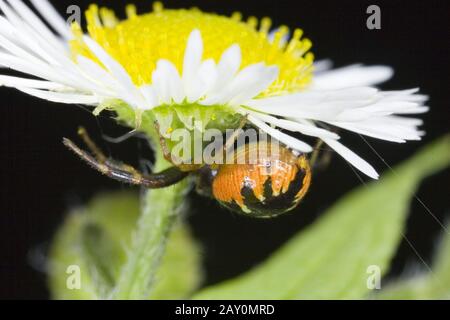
[193,135,450,299]
[429,225,450,298]
[375,222,450,299]
[48,191,202,300]
[48,210,100,299]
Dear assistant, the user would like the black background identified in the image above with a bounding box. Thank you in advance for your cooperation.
[0,0,449,299]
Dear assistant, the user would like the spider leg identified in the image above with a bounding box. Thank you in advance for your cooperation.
[77,127,107,163]
[194,114,248,167]
[154,120,201,171]
[154,121,184,164]
[63,138,188,188]
[309,139,323,168]
[224,114,248,153]
[310,139,333,172]
[77,127,140,175]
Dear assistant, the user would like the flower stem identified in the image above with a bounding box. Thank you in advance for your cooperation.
[111,151,189,299]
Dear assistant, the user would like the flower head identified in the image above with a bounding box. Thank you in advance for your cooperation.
[0,0,428,179]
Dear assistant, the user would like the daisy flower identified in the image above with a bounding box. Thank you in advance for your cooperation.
[0,0,428,179]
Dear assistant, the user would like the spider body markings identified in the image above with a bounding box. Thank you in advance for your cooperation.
[198,141,311,218]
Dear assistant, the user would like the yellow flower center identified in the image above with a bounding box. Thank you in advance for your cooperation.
[71,2,314,97]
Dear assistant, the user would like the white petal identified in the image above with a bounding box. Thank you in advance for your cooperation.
[0,52,79,88]
[387,116,424,126]
[82,36,145,109]
[29,0,72,39]
[166,61,185,104]
[8,0,69,48]
[0,44,113,99]
[0,26,86,92]
[247,84,427,179]
[203,63,278,106]
[229,65,278,105]
[0,4,59,63]
[82,36,132,86]
[333,116,425,141]
[152,59,184,104]
[0,1,153,111]
[329,122,406,143]
[0,32,45,64]
[247,87,379,121]
[17,87,100,105]
[198,58,218,95]
[0,1,67,61]
[248,114,313,152]
[312,64,393,90]
[323,138,379,179]
[76,56,123,96]
[212,44,241,91]
[388,105,429,115]
[139,85,157,110]
[151,68,169,104]
[245,110,340,140]
[248,86,427,123]
[314,59,333,73]
[0,75,66,90]
[182,29,204,102]
[0,4,92,96]
[369,89,427,103]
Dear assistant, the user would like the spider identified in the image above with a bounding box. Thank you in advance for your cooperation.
[63,119,329,218]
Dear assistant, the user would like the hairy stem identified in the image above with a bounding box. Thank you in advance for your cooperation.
[111,151,189,299]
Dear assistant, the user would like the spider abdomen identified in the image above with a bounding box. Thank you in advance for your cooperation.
[212,143,311,218]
